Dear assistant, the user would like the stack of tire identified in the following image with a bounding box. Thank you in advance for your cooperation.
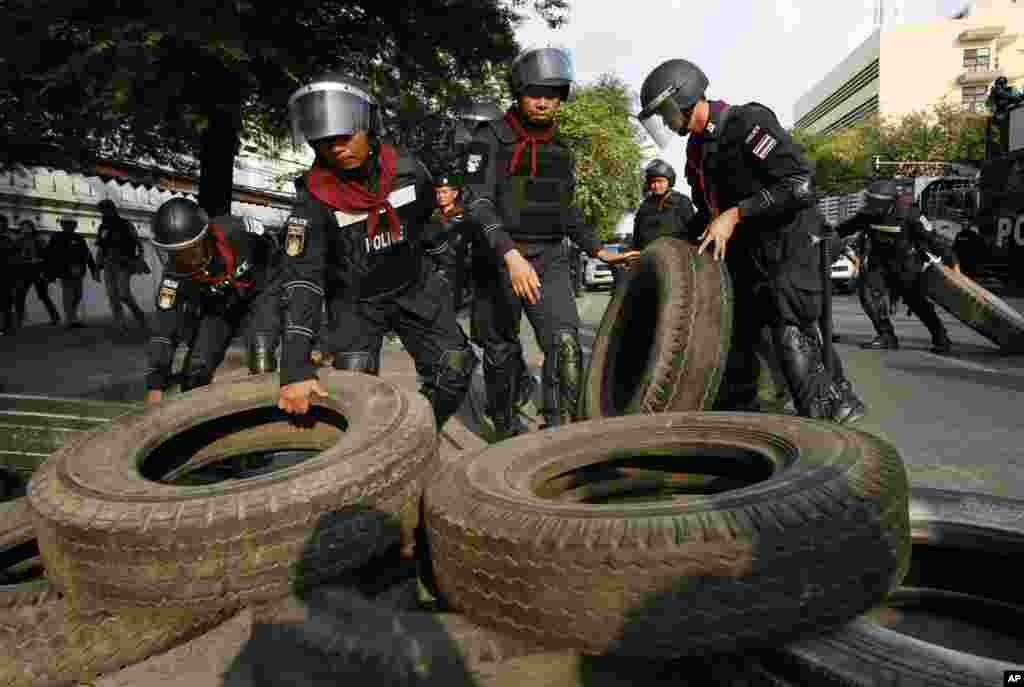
[6,237,1021,685]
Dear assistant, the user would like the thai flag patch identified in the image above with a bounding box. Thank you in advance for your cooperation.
[751,132,778,160]
[744,125,761,144]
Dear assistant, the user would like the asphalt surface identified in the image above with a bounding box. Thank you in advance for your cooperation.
[1,287,1023,500]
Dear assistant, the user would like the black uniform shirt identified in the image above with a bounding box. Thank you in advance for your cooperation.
[632,190,695,250]
[146,218,277,390]
[45,232,97,279]
[278,147,442,386]
[836,206,958,267]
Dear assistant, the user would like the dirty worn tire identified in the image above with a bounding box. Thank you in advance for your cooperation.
[921,264,1024,352]
[581,237,733,419]
[0,497,56,611]
[28,371,438,611]
[0,600,234,687]
[754,488,1024,686]
[424,412,911,658]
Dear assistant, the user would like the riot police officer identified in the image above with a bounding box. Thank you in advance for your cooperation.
[630,159,695,252]
[461,47,627,437]
[277,71,477,429]
[637,58,866,424]
[144,198,282,403]
[836,179,958,353]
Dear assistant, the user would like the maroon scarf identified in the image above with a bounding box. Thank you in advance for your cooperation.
[685,100,729,218]
[504,111,555,177]
[305,144,402,241]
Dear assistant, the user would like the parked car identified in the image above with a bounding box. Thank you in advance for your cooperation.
[583,256,615,290]
[830,253,859,294]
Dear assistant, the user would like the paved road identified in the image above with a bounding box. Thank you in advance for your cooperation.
[1,288,1022,500]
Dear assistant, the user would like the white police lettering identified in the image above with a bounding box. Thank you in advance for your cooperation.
[364,224,406,254]
[996,215,1024,248]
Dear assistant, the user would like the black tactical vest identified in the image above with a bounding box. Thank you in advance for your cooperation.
[480,118,575,240]
[633,194,682,250]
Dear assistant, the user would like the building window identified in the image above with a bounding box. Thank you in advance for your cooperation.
[962,84,989,113]
[963,47,991,72]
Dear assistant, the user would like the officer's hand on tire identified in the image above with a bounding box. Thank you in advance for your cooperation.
[278,378,328,416]
[698,208,740,262]
[505,250,541,304]
[145,389,163,404]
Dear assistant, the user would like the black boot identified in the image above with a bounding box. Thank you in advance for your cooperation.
[930,330,952,354]
[827,344,867,425]
[861,333,899,350]
[485,361,522,441]
[773,326,835,420]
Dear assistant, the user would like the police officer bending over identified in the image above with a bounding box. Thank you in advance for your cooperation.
[837,179,958,353]
[637,59,866,424]
[461,48,627,437]
[277,72,477,428]
[145,198,282,403]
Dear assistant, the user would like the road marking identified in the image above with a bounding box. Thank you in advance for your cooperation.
[0,409,111,422]
[918,352,1002,374]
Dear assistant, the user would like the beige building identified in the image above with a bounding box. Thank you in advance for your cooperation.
[795,0,1024,135]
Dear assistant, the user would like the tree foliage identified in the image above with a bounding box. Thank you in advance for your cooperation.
[557,74,646,241]
[0,0,569,214]
[794,101,987,195]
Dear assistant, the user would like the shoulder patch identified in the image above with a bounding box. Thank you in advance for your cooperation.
[158,278,179,310]
[285,216,307,257]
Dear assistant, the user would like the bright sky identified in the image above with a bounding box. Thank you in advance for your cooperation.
[515,0,969,207]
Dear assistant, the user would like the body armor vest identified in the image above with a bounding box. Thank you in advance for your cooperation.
[489,120,575,240]
[633,194,682,249]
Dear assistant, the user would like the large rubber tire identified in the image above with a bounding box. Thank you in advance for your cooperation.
[920,263,1024,352]
[0,497,56,611]
[28,371,438,612]
[424,412,911,658]
[755,488,1024,686]
[581,237,733,419]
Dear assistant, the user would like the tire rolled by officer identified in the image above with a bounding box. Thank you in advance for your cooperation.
[836,179,958,354]
[145,198,282,404]
[638,59,866,424]
[460,48,629,437]
[280,72,478,428]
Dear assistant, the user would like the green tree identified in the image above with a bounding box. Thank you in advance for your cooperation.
[0,1,568,215]
[558,74,646,241]
[795,102,987,195]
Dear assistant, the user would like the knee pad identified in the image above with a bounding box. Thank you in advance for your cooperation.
[248,334,279,374]
[333,351,380,375]
[434,347,479,393]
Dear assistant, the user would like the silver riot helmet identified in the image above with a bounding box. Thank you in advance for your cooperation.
[509,47,575,101]
[637,59,710,149]
[287,72,384,148]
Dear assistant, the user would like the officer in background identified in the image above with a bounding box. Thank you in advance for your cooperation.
[12,219,62,327]
[277,71,477,429]
[425,169,473,312]
[836,179,958,353]
[462,47,627,437]
[144,198,281,403]
[0,216,16,335]
[637,58,866,424]
[95,199,148,333]
[45,217,99,328]
[630,159,695,252]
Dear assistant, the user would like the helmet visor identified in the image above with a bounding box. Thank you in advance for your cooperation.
[636,91,683,150]
[288,82,376,147]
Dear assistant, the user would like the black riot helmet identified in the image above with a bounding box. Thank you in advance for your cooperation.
[287,71,384,148]
[151,198,212,274]
[863,179,900,217]
[637,59,710,149]
[509,47,574,101]
[453,99,505,147]
[644,159,676,189]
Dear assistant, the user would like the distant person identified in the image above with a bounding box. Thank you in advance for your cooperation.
[0,216,17,335]
[630,159,696,252]
[12,219,61,327]
[95,199,148,333]
[45,216,99,328]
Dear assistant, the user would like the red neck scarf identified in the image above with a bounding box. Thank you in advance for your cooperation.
[305,144,402,241]
[685,100,729,218]
[504,111,555,177]
[191,225,253,289]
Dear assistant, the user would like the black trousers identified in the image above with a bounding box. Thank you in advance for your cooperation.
[185,289,281,381]
[471,240,580,422]
[859,256,945,339]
